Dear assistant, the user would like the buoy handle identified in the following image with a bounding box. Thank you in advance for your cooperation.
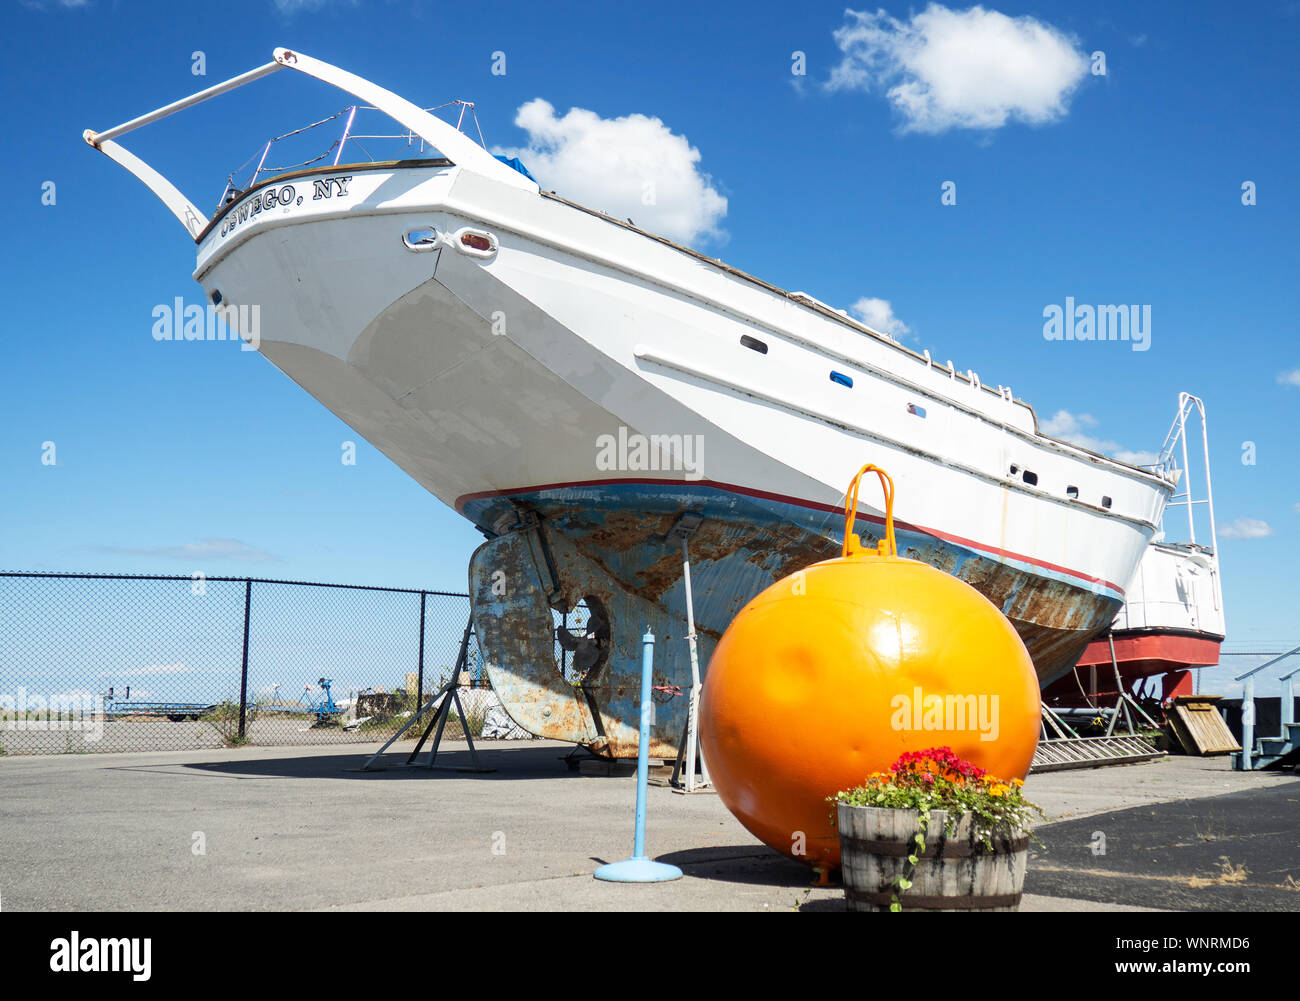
[843,464,897,559]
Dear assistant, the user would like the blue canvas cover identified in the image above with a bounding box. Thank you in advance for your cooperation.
[493,155,537,182]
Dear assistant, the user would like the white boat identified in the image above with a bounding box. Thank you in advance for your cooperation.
[85,48,1183,757]
[1047,395,1225,706]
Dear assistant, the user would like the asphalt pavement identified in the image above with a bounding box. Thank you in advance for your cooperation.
[0,741,1294,911]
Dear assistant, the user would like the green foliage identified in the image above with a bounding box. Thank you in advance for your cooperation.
[833,747,1043,845]
[202,701,251,747]
[833,747,1044,912]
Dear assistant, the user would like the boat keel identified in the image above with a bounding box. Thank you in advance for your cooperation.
[469,514,706,758]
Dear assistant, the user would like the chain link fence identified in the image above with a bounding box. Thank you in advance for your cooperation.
[0,572,535,755]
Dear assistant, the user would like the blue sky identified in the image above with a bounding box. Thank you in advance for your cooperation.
[2,0,1298,691]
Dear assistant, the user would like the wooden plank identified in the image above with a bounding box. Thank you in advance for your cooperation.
[1167,695,1241,755]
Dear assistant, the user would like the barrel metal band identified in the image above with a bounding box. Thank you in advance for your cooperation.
[842,835,1028,859]
[846,888,1023,910]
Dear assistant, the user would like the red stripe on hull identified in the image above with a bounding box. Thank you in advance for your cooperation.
[455,476,1128,595]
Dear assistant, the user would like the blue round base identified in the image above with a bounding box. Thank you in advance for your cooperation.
[593,856,684,883]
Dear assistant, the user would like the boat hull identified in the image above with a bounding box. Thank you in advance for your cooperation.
[1042,539,1225,707]
[190,161,1171,753]
[1043,629,1223,705]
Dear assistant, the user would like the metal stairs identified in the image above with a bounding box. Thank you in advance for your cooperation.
[1233,721,1300,770]
[1231,648,1300,770]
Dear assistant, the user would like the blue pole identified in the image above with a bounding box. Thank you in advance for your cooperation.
[632,628,653,859]
[593,629,683,883]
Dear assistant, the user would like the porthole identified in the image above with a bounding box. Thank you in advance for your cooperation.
[402,227,440,252]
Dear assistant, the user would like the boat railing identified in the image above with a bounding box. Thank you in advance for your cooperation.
[84,47,537,240]
[1232,644,1300,769]
[1151,393,1218,554]
[217,99,487,212]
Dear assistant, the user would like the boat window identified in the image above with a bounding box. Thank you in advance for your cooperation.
[1066,485,1079,499]
[740,335,768,354]
[402,227,439,252]
[1102,495,1113,509]
[1009,464,1020,476]
[907,403,927,418]
[830,371,854,388]
[1022,470,1038,486]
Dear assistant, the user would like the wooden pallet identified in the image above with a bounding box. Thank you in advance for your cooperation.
[1167,695,1240,755]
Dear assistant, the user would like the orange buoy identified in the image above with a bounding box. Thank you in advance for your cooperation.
[699,464,1040,870]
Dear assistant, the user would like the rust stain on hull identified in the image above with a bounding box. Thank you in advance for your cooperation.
[466,484,1125,755]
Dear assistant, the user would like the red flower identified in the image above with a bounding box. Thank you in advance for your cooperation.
[887,748,987,787]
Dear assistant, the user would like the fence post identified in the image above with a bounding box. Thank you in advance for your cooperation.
[238,578,252,740]
[1240,676,1254,771]
[416,591,427,703]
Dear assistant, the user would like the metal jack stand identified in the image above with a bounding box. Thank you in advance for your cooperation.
[1104,635,1163,737]
[668,513,712,794]
[360,616,494,773]
[1031,638,1166,773]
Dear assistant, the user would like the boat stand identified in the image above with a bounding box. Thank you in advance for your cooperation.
[668,514,712,794]
[359,616,494,773]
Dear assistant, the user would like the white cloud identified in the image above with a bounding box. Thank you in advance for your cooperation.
[496,99,727,245]
[97,663,188,680]
[95,537,279,563]
[1040,409,1160,466]
[826,4,1090,133]
[1277,368,1300,387]
[1218,518,1273,540]
[849,297,912,340]
[1040,410,1098,436]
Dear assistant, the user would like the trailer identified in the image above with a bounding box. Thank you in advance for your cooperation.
[105,701,218,722]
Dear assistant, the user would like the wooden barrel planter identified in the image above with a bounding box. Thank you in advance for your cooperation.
[837,804,1028,912]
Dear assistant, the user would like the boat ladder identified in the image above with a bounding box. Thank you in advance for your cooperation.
[1032,651,1166,772]
[1031,707,1165,773]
